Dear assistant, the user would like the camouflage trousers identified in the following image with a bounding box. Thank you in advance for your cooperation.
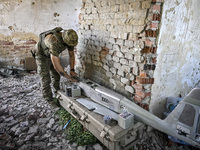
[36,56,60,101]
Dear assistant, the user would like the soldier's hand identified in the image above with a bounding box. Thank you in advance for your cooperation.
[69,77,77,82]
[70,71,78,78]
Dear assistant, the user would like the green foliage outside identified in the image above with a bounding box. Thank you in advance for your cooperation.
[55,108,98,146]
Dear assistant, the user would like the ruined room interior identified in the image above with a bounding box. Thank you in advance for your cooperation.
[0,0,200,150]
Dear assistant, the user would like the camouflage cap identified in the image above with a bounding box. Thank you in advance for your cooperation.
[62,29,78,46]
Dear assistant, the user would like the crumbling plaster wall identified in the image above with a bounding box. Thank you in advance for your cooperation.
[150,0,200,117]
[0,0,81,67]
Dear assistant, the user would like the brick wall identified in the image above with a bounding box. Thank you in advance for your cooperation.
[76,0,163,109]
[0,39,37,67]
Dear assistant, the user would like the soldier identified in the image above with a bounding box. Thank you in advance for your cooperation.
[35,27,78,102]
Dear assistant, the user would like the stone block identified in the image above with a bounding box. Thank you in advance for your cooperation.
[132,67,139,75]
[120,58,128,65]
[109,78,116,88]
[106,71,113,77]
[121,46,129,53]
[109,38,116,44]
[116,51,124,57]
[119,32,128,40]
[142,1,151,9]
[122,65,131,73]
[129,60,137,68]
[113,56,120,62]
[128,33,137,40]
[113,44,120,51]
[129,2,140,10]
[110,67,117,75]
[134,55,145,63]
[116,39,124,45]
[113,62,121,69]
[111,32,118,38]
[106,54,112,61]
[125,53,133,60]
[117,69,124,77]
[125,26,133,33]
[125,85,134,93]
[121,78,129,84]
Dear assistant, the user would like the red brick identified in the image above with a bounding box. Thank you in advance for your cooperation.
[134,95,142,103]
[25,40,37,44]
[136,90,151,99]
[0,41,14,45]
[153,5,161,13]
[153,14,161,21]
[145,30,157,37]
[145,39,154,47]
[140,103,149,111]
[14,45,31,50]
[134,84,143,91]
[131,81,135,86]
[142,47,150,54]
[136,77,154,84]
[150,22,159,30]
[152,57,157,63]
[140,71,147,78]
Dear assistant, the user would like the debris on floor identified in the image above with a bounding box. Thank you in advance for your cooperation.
[0,73,198,150]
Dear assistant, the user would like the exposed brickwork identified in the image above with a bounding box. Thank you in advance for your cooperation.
[0,40,36,67]
[77,0,163,107]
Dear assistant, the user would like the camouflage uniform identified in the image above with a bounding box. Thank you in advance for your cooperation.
[36,27,74,101]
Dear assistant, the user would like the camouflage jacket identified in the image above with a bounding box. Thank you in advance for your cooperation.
[36,27,74,58]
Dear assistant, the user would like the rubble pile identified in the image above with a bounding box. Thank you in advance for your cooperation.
[0,73,197,150]
[0,74,102,150]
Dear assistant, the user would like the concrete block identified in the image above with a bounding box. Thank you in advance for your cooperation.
[109,38,116,44]
[113,62,121,69]
[106,71,113,77]
[106,54,112,61]
[129,60,137,68]
[119,32,128,40]
[122,65,131,73]
[117,69,124,77]
[110,67,117,75]
[116,52,124,57]
[134,55,145,63]
[113,56,120,62]
[116,39,124,45]
[121,78,129,84]
[121,46,129,53]
[132,67,139,75]
[120,58,128,65]
[25,57,37,71]
[125,85,134,93]
[109,78,116,88]
[113,44,120,51]
[125,53,133,60]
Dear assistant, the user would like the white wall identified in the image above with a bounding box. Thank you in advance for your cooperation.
[150,0,200,117]
[0,0,82,40]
